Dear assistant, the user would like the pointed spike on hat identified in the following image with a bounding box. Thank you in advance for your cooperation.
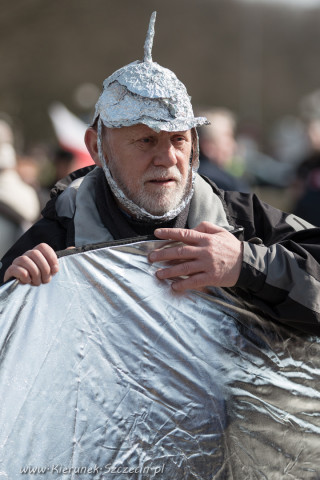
[143,11,157,63]
[93,9,209,133]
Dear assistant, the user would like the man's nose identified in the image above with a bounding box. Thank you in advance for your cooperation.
[153,140,177,167]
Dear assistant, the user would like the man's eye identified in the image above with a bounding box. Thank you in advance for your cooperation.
[140,137,152,144]
[173,136,185,143]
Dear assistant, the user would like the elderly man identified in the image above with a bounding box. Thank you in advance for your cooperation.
[1,13,320,334]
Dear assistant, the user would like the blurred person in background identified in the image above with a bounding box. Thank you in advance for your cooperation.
[16,153,51,211]
[52,148,76,183]
[197,108,250,192]
[46,147,77,190]
[17,147,78,210]
[0,120,40,257]
[291,117,320,226]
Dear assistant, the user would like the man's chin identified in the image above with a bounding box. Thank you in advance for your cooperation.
[133,188,190,217]
[138,204,173,217]
[138,200,183,217]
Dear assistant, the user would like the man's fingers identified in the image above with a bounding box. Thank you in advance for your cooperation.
[154,223,225,240]
[149,244,197,263]
[156,260,201,280]
[3,265,32,284]
[33,243,59,273]
[3,243,59,285]
[151,222,243,289]
[14,253,48,285]
[192,221,225,235]
[154,228,202,245]
[26,245,58,284]
[171,273,208,293]
[15,255,42,285]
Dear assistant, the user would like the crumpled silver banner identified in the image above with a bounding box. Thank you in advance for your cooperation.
[0,240,320,479]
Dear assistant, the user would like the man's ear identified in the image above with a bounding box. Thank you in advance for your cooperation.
[84,128,101,166]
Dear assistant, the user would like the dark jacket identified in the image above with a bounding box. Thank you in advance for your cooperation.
[1,166,320,334]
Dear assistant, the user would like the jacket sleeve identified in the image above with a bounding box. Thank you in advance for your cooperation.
[223,190,320,334]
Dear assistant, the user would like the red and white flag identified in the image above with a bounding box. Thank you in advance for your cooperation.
[49,102,94,170]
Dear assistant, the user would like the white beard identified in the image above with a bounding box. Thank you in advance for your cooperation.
[97,119,196,222]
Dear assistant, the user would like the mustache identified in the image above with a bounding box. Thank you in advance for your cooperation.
[143,167,184,182]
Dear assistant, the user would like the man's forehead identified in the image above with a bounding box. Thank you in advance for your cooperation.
[109,124,192,138]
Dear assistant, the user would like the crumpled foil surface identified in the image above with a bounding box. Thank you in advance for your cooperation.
[0,240,320,479]
[93,11,208,132]
[94,61,208,132]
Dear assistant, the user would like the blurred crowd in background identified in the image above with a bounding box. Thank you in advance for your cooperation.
[2,0,320,258]
[1,93,320,258]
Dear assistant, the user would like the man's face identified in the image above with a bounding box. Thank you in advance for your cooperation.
[102,124,193,216]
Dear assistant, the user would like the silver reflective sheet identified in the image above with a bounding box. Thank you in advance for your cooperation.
[0,240,320,479]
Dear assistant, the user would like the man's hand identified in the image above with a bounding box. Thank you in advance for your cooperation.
[148,222,243,292]
[3,243,59,286]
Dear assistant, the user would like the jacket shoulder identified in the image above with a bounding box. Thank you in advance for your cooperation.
[42,165,96,220]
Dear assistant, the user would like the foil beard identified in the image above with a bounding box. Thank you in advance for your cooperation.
[97,118,197,222]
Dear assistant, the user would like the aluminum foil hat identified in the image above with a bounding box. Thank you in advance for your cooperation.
[93,12,208,132]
